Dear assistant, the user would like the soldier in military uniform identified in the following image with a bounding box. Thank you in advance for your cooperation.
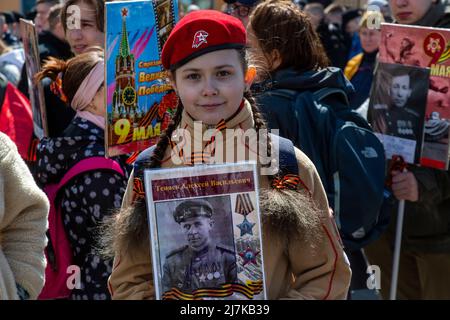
[372,71,421,141]
[161,199,238,294]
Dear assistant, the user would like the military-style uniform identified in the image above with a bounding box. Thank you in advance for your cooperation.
[160,199,238,294]
[172,199,214,223]
[161,243,237,293]
[384,105,421,141]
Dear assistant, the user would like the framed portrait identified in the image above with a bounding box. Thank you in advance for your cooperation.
[144,162,267,300]
[378,23,450,169]
[19,18,48,139]
[369,62,430,164]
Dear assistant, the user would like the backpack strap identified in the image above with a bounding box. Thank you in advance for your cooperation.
[312,87,349,106]
[266,88,297,100]
[57,156,125,191]
[267,86,349,107]
[133,145,157,178]
[270,133,298,175]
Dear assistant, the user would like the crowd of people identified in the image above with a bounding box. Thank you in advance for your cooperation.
[0,0,449,301]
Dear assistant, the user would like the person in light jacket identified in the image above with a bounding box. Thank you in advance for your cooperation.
[0,132,49,299]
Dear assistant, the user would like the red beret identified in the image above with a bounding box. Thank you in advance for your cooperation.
[161,10,246,70]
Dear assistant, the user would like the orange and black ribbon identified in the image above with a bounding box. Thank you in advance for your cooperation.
[235,193,254,216]
[203,118,227,158]
[272,174,311,196]
[162,280,263,300]
[187,151,211,165]
[126,151,141,164]
[170,119,228,165]
[49,72,68,103]
[133,177,145,201]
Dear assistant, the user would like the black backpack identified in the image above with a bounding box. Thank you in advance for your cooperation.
[258,86,392,251]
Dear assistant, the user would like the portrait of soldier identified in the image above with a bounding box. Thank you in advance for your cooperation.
[372,66,427,142]
[161,199,238,294]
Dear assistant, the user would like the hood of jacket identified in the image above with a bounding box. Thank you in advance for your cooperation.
[255,67,355,98]
[35,117,107,186]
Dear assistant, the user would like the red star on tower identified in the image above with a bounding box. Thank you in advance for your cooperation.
[121,8,128,17]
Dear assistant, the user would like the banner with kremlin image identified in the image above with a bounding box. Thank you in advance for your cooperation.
[105,0,179,157]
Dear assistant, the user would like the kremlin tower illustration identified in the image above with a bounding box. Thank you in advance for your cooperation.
[107,4,178,150]
[112,8,140,121]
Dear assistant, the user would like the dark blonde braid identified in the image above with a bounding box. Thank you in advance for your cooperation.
[145,101,184,168]
[245,91,273,174]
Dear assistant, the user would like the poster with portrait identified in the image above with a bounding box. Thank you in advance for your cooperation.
[369,62,429,164]
[379,23,450,169]
[19,18,48,139]
[144,162,267,300]
[105,0,179,157]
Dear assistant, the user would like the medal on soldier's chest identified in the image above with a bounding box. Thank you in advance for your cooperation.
[396,119,414,136]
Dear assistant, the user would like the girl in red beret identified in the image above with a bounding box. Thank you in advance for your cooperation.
[103,9,351,300]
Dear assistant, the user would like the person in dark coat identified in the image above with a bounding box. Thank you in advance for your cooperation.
[344,11,384,110]
[364,0,450,300]
[248,0,390,300]
[304,2,348,69]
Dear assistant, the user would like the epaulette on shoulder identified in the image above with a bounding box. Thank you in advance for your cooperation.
[166,245,188,259]
[133,145,157,177]
[405,108,420,118]
[216,244,235,254]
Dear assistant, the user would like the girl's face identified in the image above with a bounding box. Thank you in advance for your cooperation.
[66,1,104,55]
[170,49,246,126]
[389,0,433,25]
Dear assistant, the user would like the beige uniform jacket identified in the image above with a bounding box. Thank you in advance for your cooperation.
[0,132,49,300]
[108,102,351,300]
